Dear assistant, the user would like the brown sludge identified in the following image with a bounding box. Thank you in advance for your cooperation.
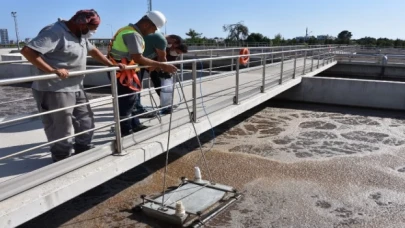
[21,101,405,228]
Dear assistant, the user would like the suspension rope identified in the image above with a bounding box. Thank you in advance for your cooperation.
[160,70,215,207]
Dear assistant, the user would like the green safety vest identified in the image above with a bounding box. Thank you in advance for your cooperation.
[108,26,145,91]
[108,26,145,61]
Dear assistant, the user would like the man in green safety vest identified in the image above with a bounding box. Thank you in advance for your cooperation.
[107,10,177,137]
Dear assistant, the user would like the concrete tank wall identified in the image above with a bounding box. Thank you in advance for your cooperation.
[0,49,18,60]
[276,76,405,110]
[323,62,405,79]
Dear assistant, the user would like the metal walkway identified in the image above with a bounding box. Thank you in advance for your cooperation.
[0,46,343,227]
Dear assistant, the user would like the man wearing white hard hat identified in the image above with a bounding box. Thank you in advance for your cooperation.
[107,10,177,137]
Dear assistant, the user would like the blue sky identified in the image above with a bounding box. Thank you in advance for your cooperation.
[1,0,405,41]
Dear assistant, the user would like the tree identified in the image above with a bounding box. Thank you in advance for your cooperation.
[246,33,264,43]
[185,29,202,40]
[307,36,318,45]
[223,21,249,41]
[377,38,394,47]
[272,33,283,46]
[357,36,377,46]
[394,39,405,48]
[337,30,353,44]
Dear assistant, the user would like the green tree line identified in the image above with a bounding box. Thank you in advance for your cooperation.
[184,22,405,47]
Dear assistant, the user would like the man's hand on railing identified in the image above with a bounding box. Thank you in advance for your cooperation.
[114,63,126,71]
[147,66,158,72]
[160,64,177,74]
[52,69,69,79]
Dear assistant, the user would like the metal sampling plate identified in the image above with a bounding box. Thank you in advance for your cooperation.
[140,180,240,227]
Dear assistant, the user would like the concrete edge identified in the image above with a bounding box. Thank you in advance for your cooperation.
[277,74,405,111]
[303,61,337,77]
[304,75,405,84]
[0,76,304,228]
[337,61,405,68]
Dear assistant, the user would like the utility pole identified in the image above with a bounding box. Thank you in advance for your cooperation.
[305,27,308,40]
[147,0,152,12]
[305,27,312,42]
[11,11,20,50]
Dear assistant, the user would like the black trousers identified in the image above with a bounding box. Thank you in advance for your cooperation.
[140,69,172,97]
[110,75,141,134]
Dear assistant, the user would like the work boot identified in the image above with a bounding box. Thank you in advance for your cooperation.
[139,111,157,118]
[74,143,95,155]
[52,153,71,163]
[50,146,73,162]
[132,124,149,133]
[160,107,173,115]
[121,130,133,138]
[134,108,157,118]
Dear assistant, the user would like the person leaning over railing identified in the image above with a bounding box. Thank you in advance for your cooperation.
[20,9,125,162]
[107,10,177,137]
[158,43,189,114]
[134,33,184,117]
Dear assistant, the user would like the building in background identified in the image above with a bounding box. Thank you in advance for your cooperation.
[0,29,10,45]
[295,36,306,42]
[317,35,336,40]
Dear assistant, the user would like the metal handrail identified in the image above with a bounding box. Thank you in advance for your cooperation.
[0,45,338,145]
[0,45,340,65]
[0,48,308,110]
[0,47,307,112]
[0,46,338,86]
[0,45,342,206]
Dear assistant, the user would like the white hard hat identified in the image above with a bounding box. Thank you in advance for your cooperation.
[145,10,166,29]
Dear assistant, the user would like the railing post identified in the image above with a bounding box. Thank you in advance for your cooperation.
[317,49,320,68]
[271,50,274,63]
[231,49,234,71]
[293,51,297,79]
[180,54,184,82]
[302,50,307,74]
[279,52,284,84]
[311,51,314,71]
[329,48,333,63]
[234,58,240,104]
[322,49,325,66]
[247,48,250,68]
[261,54,266,93]
[109,69,122,154]
[192,61,197,122]
[209,49,213,75]
[261,48,264,65]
